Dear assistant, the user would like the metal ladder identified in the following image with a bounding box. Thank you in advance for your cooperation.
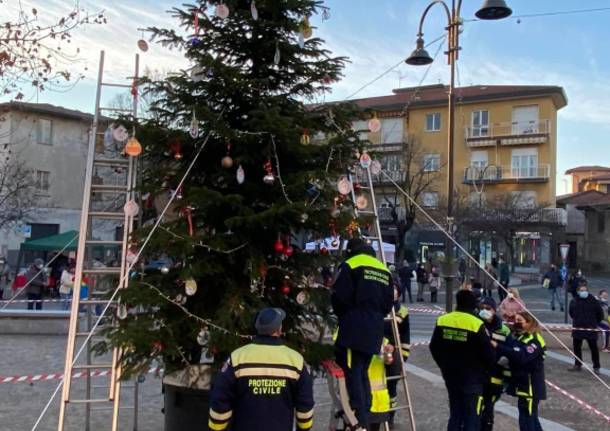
[57,50,140,431]
[347,156,417,431]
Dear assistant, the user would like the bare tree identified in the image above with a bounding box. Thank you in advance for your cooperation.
[0,1,105,99]
[0,153,38,230]
[382,134,443,262]
[107,67,170,120]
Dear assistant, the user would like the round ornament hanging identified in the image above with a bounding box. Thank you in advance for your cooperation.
[300,129,310,146]
[160,265,170,275]
[197,328,210,346]
[221,156,234,169]
[274,238,284,254]
[216,3,230,19]
[185,278,198,296]
[337,176,352,195]
[359,152,372,169]
[175,293,187,305]
[356,194,369,210]
[371,160,382,175]
[103,127,114,145]
[298,33,305,49]
[125,137,142,157]
[236,165,245,184]
[296,290,310,305]
[273,43,281,65]
[189,112,199,138]
[124,200,139,217]
[250,1,259,20]
[367,115,382,133]
[299,17,313,38]
[137,39,149,52]
[126,250,138,265]
[113,125,129,142]
[117,304,128,320]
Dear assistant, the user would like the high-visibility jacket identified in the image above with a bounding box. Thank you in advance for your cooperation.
[484,316,513,395]
[385,303,411,360]
[208,336,314,431]
[368,339,391,423]
[332,253,394,355]
[429,310,495,388]
[498,331,547,400]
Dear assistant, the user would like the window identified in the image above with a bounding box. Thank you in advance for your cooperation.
[36,170,50,192]
[37,119,53,145]
[423,154,440,172]
[511,148,538,178]
[381,154,401,171]
[512,105,539,135]
[422,192,439,208]
[425,113,441,132]
[470,151,488,169]
[598,213,605,233]
[471,110,489,137]
[352,120,368,140]
[381,118,403,143]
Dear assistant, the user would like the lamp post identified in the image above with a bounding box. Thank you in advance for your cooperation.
[406,0,512,311]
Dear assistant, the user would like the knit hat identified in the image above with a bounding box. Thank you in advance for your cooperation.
[479,296,497,310]
[254,308,286,335]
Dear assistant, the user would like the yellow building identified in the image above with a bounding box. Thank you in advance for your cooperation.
[351,84,568,271]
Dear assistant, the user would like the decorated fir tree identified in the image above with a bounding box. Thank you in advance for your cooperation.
[102,0,367,377]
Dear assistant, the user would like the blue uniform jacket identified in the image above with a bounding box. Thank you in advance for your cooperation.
[208,336,314,431]
[332,253,394,355]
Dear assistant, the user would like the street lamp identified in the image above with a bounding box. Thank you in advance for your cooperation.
[406,0,512,311]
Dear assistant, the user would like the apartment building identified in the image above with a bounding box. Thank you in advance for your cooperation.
[351,84,568,271]
[566,165,610,193]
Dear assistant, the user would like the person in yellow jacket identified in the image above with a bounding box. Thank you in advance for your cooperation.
[368,339,393,431]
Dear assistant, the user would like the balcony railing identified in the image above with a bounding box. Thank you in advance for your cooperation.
[463,164,550,184]
[465,119,551,147]
[354,169,406,185]
[465,207,567,226]
[377,206,406,222]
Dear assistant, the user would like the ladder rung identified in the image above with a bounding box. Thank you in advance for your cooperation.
[86,240,123,245]
[68,398,111,404]
[100,107,133,113]
[79,299,116,305]
[101,82,132,89]
[91,184,129,192]
[91,406,134,411]
[94,158,129,167]
[389,405,411,412]
[73,364,113,370]
[75,332,106,337]
[83,267,121,274]
[89,211,127,220]
[357,210,375,215]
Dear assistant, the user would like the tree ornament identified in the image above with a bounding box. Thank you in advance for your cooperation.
[359,152,372,169]
[125,137,142,157]
[298,33,305,49]
[274,237,285,254]
[152,341,164,354]
[281,278,291,295]
[299,17,313,39]
[137,39,149,52]
[236,165,245,184]
[371,160,382,175]
[300,213,309,223]
[117,304,128,320]
[175,293,187,305]
[296,290,310,305]
[189,112,199,138]
[103,126,114,145]
[320,246,328,255]
[250,1,259,20]
[337,176,352,195]
[160,265,170,274]
[170,139,183,160]
[123,200,139,217]
[216,3,230,19]
[221,141,233,168]
[197,327,210,346]
[323,74,333,85]
[182,206,194,236]
[322,8,331,21]
[284,245,294,257]
[185,278,198,296]
[367,114,382,133]
[300,129,310,146]
[263,160,275,185]
[176,185,184,200]
[273,42,281,65]
[113,125,129,142]
[356,194,369,210]
[191,66,205,82]
[126,250,138,265]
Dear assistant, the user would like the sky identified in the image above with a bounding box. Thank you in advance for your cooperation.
[3,0,610,195]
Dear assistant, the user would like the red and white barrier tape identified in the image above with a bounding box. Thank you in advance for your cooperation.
[0,367,158,384]
[545,379,610,423]
[409,307,444,315]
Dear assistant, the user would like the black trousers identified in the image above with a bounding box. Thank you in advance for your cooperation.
[446,382,483,431]
[480,389,501,431]
[517,397,542,431]
[27,293,43,310]
[573,337,600,369]
[498,282,508,302]
[335,345,373,426]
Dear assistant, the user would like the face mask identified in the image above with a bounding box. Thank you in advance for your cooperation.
[577,271,582,277]
[601,298,608,304]
[513,322,524,332]
[36,264,43,270]
[479,309,494,321]
[578,291,589,299]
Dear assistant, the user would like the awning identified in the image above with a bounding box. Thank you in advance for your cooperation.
[20,230,79,251]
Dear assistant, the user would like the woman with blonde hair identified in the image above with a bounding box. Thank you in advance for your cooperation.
[498,287,525,323]
[493,311,546,430]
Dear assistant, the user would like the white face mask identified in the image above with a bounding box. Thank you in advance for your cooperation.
[578,291,589,299]
[577,271,582,277]
[479,309,494,321]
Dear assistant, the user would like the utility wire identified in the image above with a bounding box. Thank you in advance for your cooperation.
[466,6,610,22]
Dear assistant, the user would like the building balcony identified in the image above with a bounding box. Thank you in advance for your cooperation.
[465,120,551,148]
[462,164,550,184]
[365,141,405,153]
[378,206,406,222]
[354,169,406,185]
[464,207,567,226]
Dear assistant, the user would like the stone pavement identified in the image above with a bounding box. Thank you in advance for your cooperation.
[3,280,610,431]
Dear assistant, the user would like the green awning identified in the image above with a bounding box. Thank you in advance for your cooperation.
[21,230,79,251]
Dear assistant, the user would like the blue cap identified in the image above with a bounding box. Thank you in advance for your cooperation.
[255,308,286,335]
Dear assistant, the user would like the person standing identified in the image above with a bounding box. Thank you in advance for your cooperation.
[494,311,546,431]
[59,264,75,311]
[543,264,564,312]
[25,259,47,310]
[567,269,586,299]
[568,284,604,374]
[0,257,11,300]
[332,238,394,429]
[430,290,496,431]
[398,260,413,303]
[482,264,496,299]
[498,256,510,302]
[208,308,314,431]
[478,297,513,431]
[415,262,427,303]
[429,266,440,303]
[598,290,610,351]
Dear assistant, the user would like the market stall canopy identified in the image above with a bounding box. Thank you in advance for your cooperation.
[20,230,79,251]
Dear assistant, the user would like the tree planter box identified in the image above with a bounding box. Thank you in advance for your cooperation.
[163,365,212,431]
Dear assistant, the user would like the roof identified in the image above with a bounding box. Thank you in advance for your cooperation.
[576,194,610,211]
[565,166,610,175]
[0,101,97,122]
[20,230,79,252]
[350,84,568,112]
[588,174,610,182]
[556,190,606,206]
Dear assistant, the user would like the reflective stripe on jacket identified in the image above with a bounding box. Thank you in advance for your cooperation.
[498,331,547,400]
[368,339,391,415]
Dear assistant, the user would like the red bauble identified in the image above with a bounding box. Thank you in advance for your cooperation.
[274,238,285,253]
[281,283,291,295]
[284,245,294,257]
[320,247,328,255]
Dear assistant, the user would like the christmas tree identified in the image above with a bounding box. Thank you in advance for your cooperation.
[102,0,365,376]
